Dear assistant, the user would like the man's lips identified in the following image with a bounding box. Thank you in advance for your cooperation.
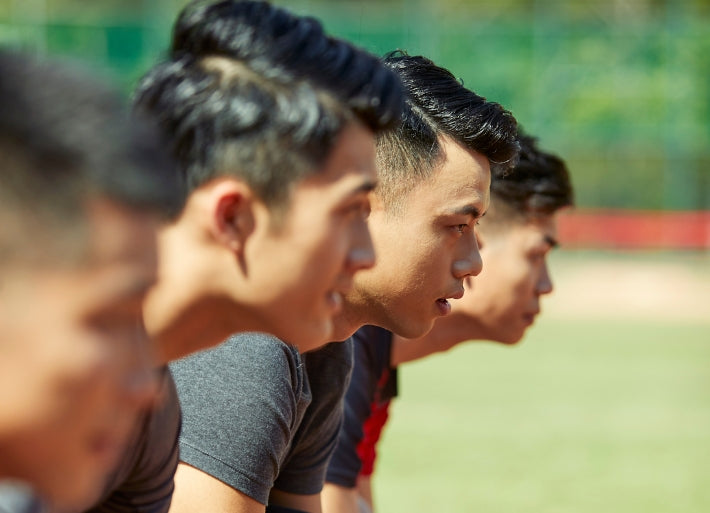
[332,275,354,296]
[522,310,540,324]
[439,288,465,303]
[435,298,451,315]
[434,288,465,316]
[447,289,465,301]
[326,290,343,311]
[325,274,356,311]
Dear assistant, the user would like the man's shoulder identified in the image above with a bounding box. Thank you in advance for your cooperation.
[173,335,308,505]
[87,367,180,513]
[170,332,303,386]
[172,332,307,426]
[303,339,353,373]
[353,326,393,349]
[352,326,393,369]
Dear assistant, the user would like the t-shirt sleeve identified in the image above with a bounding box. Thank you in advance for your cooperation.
[170,333,303,506]
[273,340,354,496]
[87,367,181,513]
[325,329,384,488]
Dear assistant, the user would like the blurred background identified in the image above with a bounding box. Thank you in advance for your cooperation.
[1,0,708,218]
[1,1,708,512]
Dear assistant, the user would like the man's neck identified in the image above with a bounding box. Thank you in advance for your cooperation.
[146,292,247,365]
[390,311,483,366]
[330,300,370,342]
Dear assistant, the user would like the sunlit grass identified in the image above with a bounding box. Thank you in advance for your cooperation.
[374,316,710,512]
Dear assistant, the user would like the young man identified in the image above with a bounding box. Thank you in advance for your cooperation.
[170,47,518,513]
[136,0,403,362]
[323,133,575,513]
[0,51,181,513]
[328,52,520,342]
[79,2,404,513]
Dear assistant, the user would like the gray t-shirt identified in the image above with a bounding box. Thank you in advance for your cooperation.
[84,367,181,513]
[170,333,353,506]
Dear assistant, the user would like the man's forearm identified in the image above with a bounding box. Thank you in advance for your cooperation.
[321,484,362,513]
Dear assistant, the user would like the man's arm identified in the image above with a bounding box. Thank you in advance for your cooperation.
[355,475,374,512]
[321,484,364,513]
[323,329,393,513]
[170,464,322,513]
[271,341,355,513]
[321,475,374,513]
[170,463,264,513]
[169,334,306,510]
[268,489,321,513]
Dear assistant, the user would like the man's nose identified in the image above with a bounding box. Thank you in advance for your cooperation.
[453,232,483,279]
[536,261,554,296]
[346,219,376,273]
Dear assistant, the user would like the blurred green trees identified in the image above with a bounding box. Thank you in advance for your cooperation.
[1,0,707,210]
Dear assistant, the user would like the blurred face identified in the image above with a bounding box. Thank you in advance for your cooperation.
[242,121,377,352]
[0,199,160,511]
[453,214,558,344]
[348,136,490,338]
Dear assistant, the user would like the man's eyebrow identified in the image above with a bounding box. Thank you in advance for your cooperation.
[449,204,485,219]
[113,278,155,303]
[351,180,377,195]
[544,234,559,249]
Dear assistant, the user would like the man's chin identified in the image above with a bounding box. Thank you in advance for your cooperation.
[389,316,435,340]
[492,328,526,345]
[283,320,334,353]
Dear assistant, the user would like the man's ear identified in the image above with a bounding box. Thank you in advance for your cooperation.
[208,178,256,254]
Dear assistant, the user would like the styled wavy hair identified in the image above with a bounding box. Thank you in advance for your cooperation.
[0,50,180,264]
[486,130,574,224]
[134,0,404,210]
[375,51,520,212]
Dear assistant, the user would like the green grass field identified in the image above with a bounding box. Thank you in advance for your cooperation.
[374,307,710,511]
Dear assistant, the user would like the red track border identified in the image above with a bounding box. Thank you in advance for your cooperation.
[557,210,710,249]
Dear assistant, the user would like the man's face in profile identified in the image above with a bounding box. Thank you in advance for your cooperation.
[348,135,491,339]
[0,198,161,511]
[453,213,559,344]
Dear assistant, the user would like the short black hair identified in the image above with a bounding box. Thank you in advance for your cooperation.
[172,0,403,131]
[133,0,404,210]
[485,131,574,226]
[0,50,181,264]
[376,52,520,212]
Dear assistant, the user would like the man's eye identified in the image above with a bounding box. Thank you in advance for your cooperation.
[348,201,371,219]
[89,315,131,333]
[454,224,468,234]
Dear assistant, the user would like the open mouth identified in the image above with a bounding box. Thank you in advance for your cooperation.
[435,298,451,315]
[326,290,343,311]
[522,313,537,325]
